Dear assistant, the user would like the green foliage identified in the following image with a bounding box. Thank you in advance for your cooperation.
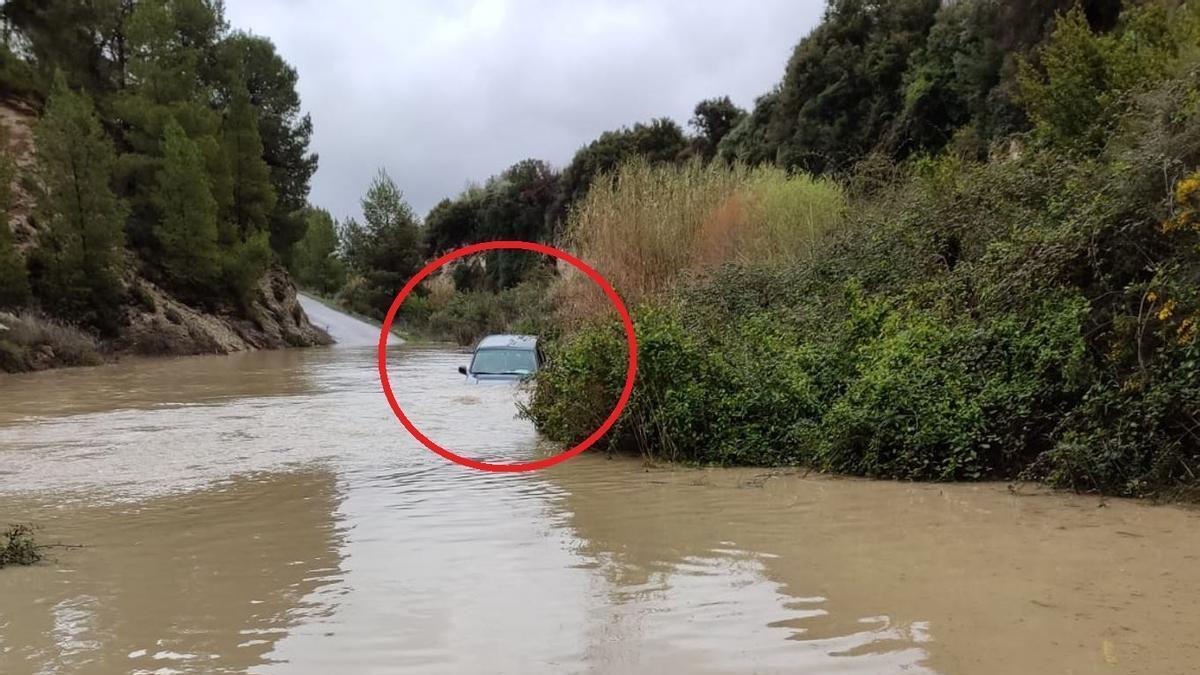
[424,159,560,290]
[689,96,746,161]
[0,42,40,98]
[0,142,30,309]
[767,0,941,173]
[0,224,27,310]
[1019,5,1174,151]
[893,0,1008,156]
[552,118,687,228]
[217,32,318,257]
[1,0,317,330]
[222,231,271,306]
[31,75,127,334]
[410,274,556,346]
[339,169,422,318]
[289,206,345,294]
[813,294,1088,480]
[0,524,41,567]
[716,90,780,166]
[424,193,480,255]
[530,21,1200,497]
[152,118,221,301]
[721,0,1135,171]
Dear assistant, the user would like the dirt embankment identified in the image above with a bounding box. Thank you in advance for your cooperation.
[1,96,331,373]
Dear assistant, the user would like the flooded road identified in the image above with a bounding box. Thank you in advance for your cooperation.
[1,308,1199,674]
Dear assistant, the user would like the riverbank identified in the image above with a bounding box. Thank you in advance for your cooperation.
[523,7,1200,500]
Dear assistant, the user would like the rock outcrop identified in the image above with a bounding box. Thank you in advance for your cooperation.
[113,263,332,358]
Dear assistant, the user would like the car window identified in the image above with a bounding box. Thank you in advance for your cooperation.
[470,348,537,375]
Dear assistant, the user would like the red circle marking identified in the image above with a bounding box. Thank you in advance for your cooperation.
[377,240,638,473]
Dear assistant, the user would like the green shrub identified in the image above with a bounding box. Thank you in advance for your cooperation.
[528,302,823,465]
[0,524,41,568]
[1019,5,1176,151]
[421,276,556,345]
[812,294,1089,480]
[529,52,1200,497]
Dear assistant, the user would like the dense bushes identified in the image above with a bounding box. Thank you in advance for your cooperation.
[397,271,556,346]
[0,524,41,568]
[527,4,1200,497]
[0,0,317,355]
[529,280,1090,480]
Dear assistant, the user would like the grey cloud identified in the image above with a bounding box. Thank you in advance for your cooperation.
[223,0,824,220]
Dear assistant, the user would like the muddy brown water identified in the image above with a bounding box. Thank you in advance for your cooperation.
[1,307,1199,674]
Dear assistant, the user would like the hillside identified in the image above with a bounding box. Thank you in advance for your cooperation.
[0,96,328,372]
[0,0,334,373]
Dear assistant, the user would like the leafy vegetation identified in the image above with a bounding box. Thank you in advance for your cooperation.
[0,524,41,567]
[29,74,127,335]
[526,2,1200,499]
[289,207,346,295]
[0,0,318,367]
[0,134,29,309]
[336,170,423,319]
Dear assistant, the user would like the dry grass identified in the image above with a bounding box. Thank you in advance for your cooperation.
[422,272,457,312]
[557,158,846,320]
[0,311,103,372]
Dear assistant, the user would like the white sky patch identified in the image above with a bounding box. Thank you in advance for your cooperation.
[221,0,824,219]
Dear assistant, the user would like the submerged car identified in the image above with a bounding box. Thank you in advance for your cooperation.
[458,334,541,383]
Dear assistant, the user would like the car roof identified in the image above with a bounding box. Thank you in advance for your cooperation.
[475,334,538,350]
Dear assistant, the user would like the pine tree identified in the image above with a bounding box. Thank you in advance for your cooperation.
[341,169,422,314]
[290,206,345,294]
[153,118,220,299]
[223,80,276,239]
[0,139,30,310]
[32,74,128,333]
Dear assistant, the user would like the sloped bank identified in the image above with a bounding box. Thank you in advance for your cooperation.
[1,264,331,373]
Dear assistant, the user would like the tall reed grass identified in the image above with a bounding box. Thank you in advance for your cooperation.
[558,159,845,320]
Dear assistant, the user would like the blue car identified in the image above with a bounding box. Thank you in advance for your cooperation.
[458,335,541,383]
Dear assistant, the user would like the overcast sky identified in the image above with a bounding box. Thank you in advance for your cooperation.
[222,0,824,221]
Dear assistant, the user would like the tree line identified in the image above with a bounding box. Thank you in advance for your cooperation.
[526,0,1200,497]
[297,0,1135,324]
[0,0,315,335]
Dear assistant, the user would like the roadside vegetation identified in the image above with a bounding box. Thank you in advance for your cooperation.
[0,0,321,371]
[525,1,1200,499]
[297,1,1200,498]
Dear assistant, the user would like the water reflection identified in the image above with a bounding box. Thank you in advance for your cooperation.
[0,348,321,425]
[1,334,1198,674]
[0,470,343,674]
[543,459,934,673]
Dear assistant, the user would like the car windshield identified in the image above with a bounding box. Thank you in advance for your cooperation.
[470,348,537,375]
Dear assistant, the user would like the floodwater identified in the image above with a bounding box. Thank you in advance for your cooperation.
[1,305,1199,675]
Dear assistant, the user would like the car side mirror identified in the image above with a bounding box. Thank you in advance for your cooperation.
[458,366,468,375]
